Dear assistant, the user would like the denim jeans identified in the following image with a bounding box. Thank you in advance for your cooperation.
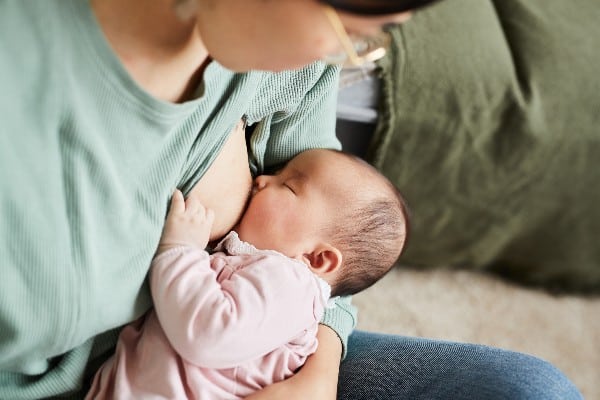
[338,331,583,400]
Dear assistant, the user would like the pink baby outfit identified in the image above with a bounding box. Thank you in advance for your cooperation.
[86,232,330,400]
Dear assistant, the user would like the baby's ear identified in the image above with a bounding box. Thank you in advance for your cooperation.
[303,244,342,278]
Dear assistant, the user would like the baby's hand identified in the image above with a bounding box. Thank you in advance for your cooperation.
[157,190,215,254]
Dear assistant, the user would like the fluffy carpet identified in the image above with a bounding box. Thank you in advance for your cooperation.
[352,268,600,399]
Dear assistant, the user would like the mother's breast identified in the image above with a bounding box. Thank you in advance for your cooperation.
[188,120,252,241]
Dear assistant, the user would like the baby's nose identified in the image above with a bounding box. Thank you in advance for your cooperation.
[253,175,269,191]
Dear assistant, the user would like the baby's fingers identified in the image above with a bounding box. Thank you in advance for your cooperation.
[169,189,185,214]
[192,201,214,225]
[204,208,215,225]
[184,195,201,215]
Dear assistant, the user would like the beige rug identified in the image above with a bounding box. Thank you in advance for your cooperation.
[353,268,600,399]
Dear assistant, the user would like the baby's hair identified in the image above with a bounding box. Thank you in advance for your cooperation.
[327,151,410,297]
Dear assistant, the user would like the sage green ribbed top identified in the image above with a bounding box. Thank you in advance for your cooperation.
[0,1,355,397]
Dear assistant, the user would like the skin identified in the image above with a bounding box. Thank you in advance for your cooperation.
[90,0,411,398]
[235,149,362,281]
[187,120,252,241]
[195,1,411,71]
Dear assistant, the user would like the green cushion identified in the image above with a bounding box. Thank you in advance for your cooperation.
[369,0,600,292]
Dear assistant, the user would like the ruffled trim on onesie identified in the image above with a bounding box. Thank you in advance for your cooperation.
[214,232,335,308]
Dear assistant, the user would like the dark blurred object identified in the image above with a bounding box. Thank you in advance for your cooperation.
[321,0,441,15]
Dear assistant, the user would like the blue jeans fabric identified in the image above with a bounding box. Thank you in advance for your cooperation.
[338,331,583,400]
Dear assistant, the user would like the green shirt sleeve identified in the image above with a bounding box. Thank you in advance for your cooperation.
[320,296,357,359]
[247,63,343,175]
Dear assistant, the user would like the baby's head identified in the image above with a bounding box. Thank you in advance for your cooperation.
[236,148,409,297]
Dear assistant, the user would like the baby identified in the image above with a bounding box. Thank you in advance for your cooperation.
[87,148,409,400]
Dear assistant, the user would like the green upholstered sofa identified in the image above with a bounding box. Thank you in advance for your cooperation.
[338,0,600,293]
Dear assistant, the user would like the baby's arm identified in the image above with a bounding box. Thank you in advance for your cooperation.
[151,191,322,369]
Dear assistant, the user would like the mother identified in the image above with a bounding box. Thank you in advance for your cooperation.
[0,0,581,398]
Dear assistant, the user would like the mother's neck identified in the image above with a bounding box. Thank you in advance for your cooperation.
[91,0,209,103]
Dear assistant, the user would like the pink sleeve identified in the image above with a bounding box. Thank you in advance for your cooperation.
[150,247,323,369]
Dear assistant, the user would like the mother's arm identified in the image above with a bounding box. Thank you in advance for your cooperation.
[246,325,342,400]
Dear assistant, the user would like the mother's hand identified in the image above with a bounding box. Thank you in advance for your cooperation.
[187,120,252,241]
[245,325,342,400]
